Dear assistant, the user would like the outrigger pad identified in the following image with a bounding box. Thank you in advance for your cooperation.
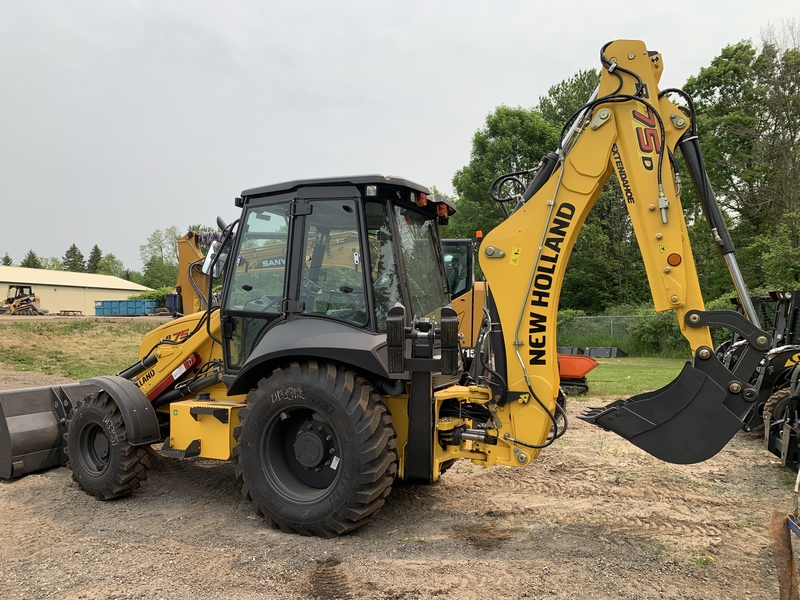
[579,363,745,464]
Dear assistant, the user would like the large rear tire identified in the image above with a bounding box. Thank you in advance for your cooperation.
[233,361,398,537]
[66,391,153,500]
[764,387,792,425]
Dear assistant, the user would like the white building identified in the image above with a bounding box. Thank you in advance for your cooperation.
[0,266,150,315]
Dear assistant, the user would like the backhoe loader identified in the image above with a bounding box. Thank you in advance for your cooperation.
[0,40,776,538]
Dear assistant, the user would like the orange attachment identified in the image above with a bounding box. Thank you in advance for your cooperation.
[557,354,599,379]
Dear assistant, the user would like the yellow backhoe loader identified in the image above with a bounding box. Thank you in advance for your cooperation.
[0,40,779,541]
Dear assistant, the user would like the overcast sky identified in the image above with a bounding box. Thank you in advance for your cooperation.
[1,1,797,270]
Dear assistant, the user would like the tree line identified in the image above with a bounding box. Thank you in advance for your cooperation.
[1,224,211,290]
[442,26,799,315]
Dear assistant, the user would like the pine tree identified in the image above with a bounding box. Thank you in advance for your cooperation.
[1,253,12,266]
[19,250,43,269]
[87,245,103,273]
[62,244,86,272]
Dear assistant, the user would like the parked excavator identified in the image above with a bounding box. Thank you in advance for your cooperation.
[0,40,778,538]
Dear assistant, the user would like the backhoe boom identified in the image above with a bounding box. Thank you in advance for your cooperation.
[479,40,771,464]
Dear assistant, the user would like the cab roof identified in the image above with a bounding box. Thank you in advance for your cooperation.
[241,175,430,198]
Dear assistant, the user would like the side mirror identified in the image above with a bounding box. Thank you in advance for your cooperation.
[201,240,228,278]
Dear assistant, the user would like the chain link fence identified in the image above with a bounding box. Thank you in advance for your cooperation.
[557,313,689,356]
[557,315,640,345]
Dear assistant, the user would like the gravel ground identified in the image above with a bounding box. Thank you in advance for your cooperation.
[0,365,797,599]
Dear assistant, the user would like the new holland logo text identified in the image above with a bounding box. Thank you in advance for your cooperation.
[528,202,575,365]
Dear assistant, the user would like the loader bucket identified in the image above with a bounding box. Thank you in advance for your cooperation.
[0,382,97,479]
[580,361,753,464]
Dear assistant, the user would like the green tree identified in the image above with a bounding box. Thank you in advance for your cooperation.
[449,105,559,239]
[96,253,126,278]
[1,253,12,266]
[447,69,650,313]
[62,244,86,272]
[537,68,600,133]
[684,27,800,289]
[122,270,145,285]
[141,257,178,289]
[559,222,616,313]
[87,245,103,274]
[140,226,182,267]
[40,257,63,270]
[20,250,42,269]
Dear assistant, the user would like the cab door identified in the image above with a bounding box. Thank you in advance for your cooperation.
[222,198,293,370]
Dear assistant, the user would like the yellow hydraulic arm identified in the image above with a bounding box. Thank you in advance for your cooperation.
[477,40,771,465]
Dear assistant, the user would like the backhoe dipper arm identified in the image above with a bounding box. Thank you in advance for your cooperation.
[478,40,771,465]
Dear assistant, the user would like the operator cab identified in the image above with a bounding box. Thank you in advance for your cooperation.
[216,176,455,377]
[4,285,34,302]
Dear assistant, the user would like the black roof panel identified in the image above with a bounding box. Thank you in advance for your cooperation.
[241,175,431,198]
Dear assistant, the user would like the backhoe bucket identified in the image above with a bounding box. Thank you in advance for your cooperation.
[580,361,754,464]
[0,382,97,479]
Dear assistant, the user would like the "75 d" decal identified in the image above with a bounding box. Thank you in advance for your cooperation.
[632,105,661,171]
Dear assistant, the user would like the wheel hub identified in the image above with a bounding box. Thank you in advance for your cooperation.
[92,433,110,461]
[294,421,334,469]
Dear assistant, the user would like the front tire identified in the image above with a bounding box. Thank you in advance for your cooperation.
[66,391,152,500]
[234,361,398,537]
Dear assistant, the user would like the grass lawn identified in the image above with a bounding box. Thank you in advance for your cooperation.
[582,356,687,399]
[1,319,690,400]
[0,318,158,380]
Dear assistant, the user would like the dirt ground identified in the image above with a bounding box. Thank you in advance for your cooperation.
[1,366,797,600]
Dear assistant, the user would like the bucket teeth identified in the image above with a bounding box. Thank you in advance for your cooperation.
[578,362,745,464]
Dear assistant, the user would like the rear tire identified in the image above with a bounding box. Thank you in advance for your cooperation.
[764,387,792,424]
[233,361,398,537]
[66,391,153,500]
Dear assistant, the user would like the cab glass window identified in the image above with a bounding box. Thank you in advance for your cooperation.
[394,205,449,320]
[300,199,367,326]
[224,202,290,313]
[366,201,403,332]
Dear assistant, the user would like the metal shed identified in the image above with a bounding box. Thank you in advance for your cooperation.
[0,266,151,315]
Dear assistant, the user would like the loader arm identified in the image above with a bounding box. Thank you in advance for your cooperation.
[479,40,770,464]
[175,232,212,315]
